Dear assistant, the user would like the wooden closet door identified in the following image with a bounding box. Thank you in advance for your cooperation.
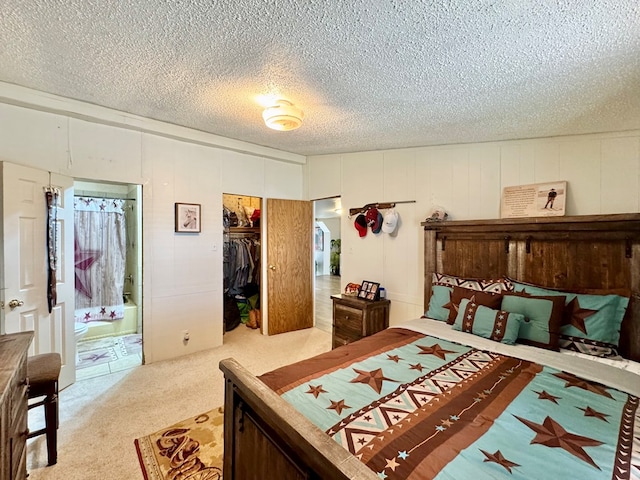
[266,199,313,335]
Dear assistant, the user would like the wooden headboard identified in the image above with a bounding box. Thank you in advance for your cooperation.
[421,213,640,362]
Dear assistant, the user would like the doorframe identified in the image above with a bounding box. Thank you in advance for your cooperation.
[222,193,263,338]
[312,196,342,329]
[73,179,144,365]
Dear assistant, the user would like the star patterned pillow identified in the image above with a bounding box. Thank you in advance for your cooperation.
[452,299,524,344]
[425,273,513,322]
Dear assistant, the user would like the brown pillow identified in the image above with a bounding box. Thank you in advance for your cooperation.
[446,286,503,324]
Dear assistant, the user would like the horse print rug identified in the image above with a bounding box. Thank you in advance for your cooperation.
[134,406,223,480]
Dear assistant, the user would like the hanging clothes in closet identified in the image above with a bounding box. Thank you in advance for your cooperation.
[223,235,260,296]
[223,232,260,331]
[223,194,262,333]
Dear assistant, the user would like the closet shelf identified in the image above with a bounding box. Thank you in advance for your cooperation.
[226,227,260,234]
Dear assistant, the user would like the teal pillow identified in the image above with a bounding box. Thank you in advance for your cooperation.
[425,273,512,322]
[510,280,629,357]
[425,285,453,321]
[452,299,524,345]
[501,293,565,351]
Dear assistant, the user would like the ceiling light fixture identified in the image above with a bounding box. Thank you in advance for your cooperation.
[262,99,304,131]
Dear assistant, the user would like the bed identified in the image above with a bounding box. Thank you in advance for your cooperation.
[220,213,640,479]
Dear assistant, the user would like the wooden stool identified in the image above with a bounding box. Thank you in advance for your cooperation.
[27,353,61,466]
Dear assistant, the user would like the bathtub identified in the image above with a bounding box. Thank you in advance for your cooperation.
[82,301,139,341]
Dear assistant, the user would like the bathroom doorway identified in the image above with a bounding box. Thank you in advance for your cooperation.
[313,197,342,333]
[73,180,143,380]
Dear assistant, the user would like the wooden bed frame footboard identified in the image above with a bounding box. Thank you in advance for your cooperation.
[220,213,640,478]
[219,358,377,480]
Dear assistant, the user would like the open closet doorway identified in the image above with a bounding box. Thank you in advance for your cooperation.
[222,193,262,339]
[313,197,342,333]
[73,180,143,380]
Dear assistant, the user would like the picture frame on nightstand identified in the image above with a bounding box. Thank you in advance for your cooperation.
[358,280,380,301]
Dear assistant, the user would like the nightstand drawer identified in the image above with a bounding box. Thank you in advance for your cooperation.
[10,401,28,478]
[332,324,362,344]
[331,294,390,350]
[10,383,28,432]
[332,335,352,349]
[333,304,363,334]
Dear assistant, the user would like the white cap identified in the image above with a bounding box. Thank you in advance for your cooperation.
[381,209,399,234]
[427,205,448,222]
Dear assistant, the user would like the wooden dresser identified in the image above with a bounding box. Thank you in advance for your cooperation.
[331,295,390,349]
[0,332,33,480]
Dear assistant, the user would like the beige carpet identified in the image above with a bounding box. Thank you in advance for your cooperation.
[26,325,331,479]
[135,407,224,480]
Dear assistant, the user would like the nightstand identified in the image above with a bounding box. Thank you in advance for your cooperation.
[331,294,390,349]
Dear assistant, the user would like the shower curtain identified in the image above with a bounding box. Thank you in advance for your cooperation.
[74,197,126,323]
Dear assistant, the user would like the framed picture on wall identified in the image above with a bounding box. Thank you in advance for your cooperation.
[315,226,324,251]
[358,280,380,301]
[501,181,567,219]
[175,203,201,233]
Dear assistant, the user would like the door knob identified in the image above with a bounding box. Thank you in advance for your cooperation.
[269,265,276,270]
[8,299,24,309]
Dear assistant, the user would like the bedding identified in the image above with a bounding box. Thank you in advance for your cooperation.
[260,318,640,480]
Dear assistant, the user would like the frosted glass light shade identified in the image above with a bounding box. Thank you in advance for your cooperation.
[262,99,304,131]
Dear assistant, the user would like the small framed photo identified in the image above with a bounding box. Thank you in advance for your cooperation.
[175,203,201,233]
[315,226,324,251]
[358,280,380,301]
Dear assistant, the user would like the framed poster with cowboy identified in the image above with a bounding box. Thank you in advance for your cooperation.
[501,181,567,219]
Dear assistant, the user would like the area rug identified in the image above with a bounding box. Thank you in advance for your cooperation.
[134,406,224,480]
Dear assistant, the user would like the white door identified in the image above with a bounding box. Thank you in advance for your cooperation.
[1,162,76,388]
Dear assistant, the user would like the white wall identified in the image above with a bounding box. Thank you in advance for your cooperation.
[319,217,340,243]
[306,131,640,325]
[0,100,304,363]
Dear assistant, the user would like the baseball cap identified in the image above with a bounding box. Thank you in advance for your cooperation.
[381,209,399,234]
[365,207,381,232]
[354,214,368,237]
[372,211,384,234]
[426,206,448,222]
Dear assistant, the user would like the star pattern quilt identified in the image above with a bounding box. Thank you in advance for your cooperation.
[259,328,640,479]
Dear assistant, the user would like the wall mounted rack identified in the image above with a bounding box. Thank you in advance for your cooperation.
[348,200,415,218]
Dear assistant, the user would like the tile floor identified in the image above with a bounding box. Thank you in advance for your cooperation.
[76,333,142,380]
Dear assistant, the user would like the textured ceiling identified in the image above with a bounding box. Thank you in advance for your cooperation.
[1,1,639,156]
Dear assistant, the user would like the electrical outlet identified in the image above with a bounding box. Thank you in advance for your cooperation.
[182,330,190,342]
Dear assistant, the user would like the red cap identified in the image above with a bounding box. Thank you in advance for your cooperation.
[354,214,367,237]
[365,207,381,231]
